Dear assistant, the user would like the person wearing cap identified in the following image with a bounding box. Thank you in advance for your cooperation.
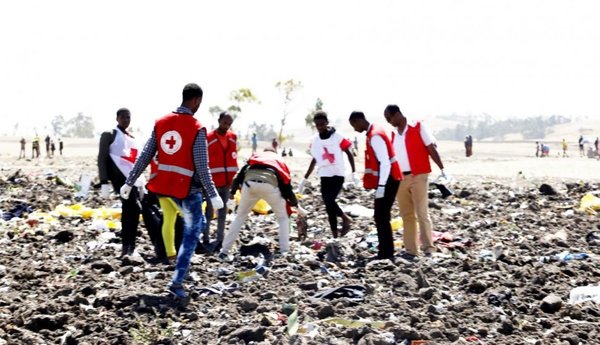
[121,83,223,299]
[349,111,402,260]
[203,111,238,252]
[299,110,357,238]
[98,107,147,257]
[384,104,445,258]
[219,149,301,260]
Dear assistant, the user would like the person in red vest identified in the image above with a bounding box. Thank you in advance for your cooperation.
[348,111,402,260]
[218,149,301,261]
[384,104,445,259]
[121,83,223,299]
[203,111,238,251]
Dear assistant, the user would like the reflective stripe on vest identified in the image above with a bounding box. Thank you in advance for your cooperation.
[157,163,194,177]
[210,166,239,174]
[364,168,379,176]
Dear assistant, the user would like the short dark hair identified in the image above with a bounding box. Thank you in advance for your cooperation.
[313,110,328,122]
[218,111,233,120]
[384,104,401,115]
[116,107,130,117]
[349,111,365,121]
[182,83,203,101]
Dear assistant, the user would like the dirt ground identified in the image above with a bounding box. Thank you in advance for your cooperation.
[1,135,600,344]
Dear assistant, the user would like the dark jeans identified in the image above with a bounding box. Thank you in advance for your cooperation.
[320,176,345,237]
[373,176,400,259]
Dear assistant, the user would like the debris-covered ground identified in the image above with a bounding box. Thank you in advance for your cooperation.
[1,163,600,345]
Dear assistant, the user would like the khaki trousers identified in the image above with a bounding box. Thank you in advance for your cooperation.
[396,173,435,255]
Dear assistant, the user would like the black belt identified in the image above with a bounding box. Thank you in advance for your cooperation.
[403,171,412,176]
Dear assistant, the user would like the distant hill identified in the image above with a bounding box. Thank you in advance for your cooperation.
[434,115,599,142]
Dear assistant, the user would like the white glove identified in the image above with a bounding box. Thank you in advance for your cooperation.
[352,172,361,187]
[210,195,224,210]
[296,205,307,217]
[120,184,132,200]
[375,186,385,199]
[226,198,236,210]
[297,178,306,193]
[100,184,111,198]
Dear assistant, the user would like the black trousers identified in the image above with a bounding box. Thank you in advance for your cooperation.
[320,176,345,237]
[120,187,141,252]
[141,192,183,259]
[373,176,400,259]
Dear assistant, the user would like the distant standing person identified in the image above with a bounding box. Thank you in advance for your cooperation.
[349,111,402,260]
[464,135,473,157]
[19,137,26,159]
[299,111,358,238]
[562,139,568,157]
[59,138,64,155]
[251,133,258,153]
[535,141,540,157]
[121,83,223,299]
[272,138,279,153]
[98,108,148,257]
[578,135,584,157]
[384,104,445,258]
[50,140,56,158]
[595,137,599,159]
[204,111,238,251]
[44,135,51,157]
[31,135,40,158]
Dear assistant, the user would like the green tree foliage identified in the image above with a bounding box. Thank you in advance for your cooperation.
[208,106,225,119]
[249,121,277,141]
[305,98,323,130]
[436,115,571,141]
[64,112,95,138]
[275,79,303,143]
[228,88,259,119]
[51,115,66,136]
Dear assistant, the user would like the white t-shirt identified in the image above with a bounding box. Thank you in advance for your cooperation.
[392,121,435,172]
[310,131,352,177]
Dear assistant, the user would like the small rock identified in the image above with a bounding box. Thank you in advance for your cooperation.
[239,298,259,312]
[541,294,563,313]
[121,255,145,266]
[228,326,266,342]
[299,281,318,291]
[419,287,435,300]
[317,304,335,319]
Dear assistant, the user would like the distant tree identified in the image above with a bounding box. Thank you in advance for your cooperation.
[228,88,259,120]
[249,121,277,141]
[208,106,225,119]
[64,112,95,138]
[51,115,66,136]
[275,79,303,143]
[304,98,323,130]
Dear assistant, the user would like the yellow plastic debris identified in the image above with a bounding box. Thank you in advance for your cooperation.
[580,193,600,215]
[253,199,272,215]
[390,217,403,231]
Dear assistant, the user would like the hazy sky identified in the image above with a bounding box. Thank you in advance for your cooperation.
[1,0,599,138]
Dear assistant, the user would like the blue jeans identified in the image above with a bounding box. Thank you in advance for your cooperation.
[171,192,206,286]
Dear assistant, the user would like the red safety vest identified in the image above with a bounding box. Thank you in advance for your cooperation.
[247,151,291,184]
[207,130,238,187]
[146,113,202,198]
[392,121,432,175]
[364,124,402,189]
